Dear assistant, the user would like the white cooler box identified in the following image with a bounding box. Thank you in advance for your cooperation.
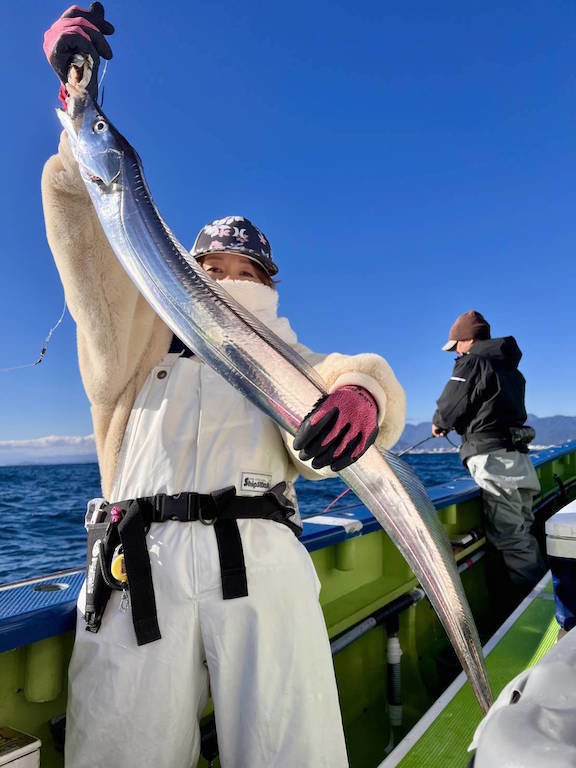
[0,727,40,768]
[546,498,576,633]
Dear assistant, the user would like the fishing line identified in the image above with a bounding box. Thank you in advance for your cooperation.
[0,296,67,373]
[321,433,457,513]
[443,433,459,449]
[323,486,351,514]
[98,59,108,107]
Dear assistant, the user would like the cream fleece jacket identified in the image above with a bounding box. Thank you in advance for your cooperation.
[41,133,406,499]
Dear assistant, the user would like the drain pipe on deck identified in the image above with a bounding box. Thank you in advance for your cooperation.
[384,614,403,754]
[329,590,425,757]
[329,589,426,756]
[382,550,486,755]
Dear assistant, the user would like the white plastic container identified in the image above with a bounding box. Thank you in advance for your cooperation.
[546,498,576,632]
[0,727,40,767]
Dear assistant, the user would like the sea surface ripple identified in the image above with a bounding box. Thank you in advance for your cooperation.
[0,455,465,585]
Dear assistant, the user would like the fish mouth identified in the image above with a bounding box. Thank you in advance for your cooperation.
[80,149,123,190]
[86,170,121,189]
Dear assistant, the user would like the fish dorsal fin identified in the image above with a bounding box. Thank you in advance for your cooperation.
[378,448,437,516]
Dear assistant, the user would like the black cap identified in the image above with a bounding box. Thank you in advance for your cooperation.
[190,216,278,276]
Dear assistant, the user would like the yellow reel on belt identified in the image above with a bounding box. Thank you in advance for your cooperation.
[111,550,127,585]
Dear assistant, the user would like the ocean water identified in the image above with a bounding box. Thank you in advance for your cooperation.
[0,454,465,586]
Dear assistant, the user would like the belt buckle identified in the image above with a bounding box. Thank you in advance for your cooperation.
[158,494,185,522]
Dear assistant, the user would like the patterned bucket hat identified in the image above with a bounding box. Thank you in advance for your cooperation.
[190,216,279,276]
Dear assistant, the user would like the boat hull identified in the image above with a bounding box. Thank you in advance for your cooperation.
[2,442,575,767]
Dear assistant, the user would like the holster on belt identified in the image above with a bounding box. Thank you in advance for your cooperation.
[509,425,536,450]
[83,518,121,634]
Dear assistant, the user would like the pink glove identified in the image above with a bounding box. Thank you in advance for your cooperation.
[43,3,114,108]
[293,385,379,471]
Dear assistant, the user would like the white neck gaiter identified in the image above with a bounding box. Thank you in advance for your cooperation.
[217,279,298,345]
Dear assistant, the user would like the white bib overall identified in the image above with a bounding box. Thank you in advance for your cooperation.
[66,281,349,768]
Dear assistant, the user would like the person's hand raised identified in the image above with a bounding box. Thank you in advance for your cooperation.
[43,3,115,107]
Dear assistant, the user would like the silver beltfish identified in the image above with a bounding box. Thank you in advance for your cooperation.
[57,88,493,713]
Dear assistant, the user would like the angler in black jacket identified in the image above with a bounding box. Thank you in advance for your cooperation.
[432,311,547,595]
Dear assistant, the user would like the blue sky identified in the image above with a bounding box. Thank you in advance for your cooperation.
[0,0,575,462]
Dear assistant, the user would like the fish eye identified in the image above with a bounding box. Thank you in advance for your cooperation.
[93,119,108,134]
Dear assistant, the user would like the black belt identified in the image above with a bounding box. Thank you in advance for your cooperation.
[108,486,301,533]
[89,484,300,646]
[466,430,510,440]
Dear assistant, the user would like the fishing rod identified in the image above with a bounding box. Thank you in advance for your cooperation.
[397,434,436,457]
[397,431,460,456]
[322,433,458,514]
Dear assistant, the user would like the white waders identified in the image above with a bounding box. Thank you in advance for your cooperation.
[66,518,349,767]
[65,283,362,768]
[467,449,547,589]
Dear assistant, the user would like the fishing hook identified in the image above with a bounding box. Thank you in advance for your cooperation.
[1,296,67,373]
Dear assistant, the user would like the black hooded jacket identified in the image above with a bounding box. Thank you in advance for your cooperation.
[433,337,528,463]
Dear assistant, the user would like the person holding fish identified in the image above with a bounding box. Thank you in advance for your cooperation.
[42,4,406,767]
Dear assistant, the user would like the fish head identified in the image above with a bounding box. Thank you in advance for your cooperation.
[57,90,123,191]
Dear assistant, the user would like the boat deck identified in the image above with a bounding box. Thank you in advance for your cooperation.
[380,574,558,768]
[2,442,574,768]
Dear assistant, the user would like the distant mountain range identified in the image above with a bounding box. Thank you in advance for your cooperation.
[396,414,576,453]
